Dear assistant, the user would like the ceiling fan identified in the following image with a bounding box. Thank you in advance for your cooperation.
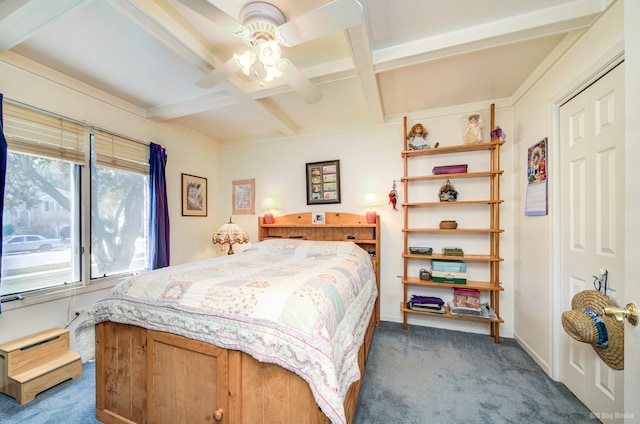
[178,0,363,103]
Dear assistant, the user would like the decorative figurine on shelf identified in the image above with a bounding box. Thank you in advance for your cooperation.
[388,181,398,211]
[407,123,438,150]
[438,179,458,202]
[491,126,506,142]
[463,113,484,144]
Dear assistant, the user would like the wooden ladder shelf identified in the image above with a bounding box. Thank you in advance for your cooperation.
[0,327,82,404]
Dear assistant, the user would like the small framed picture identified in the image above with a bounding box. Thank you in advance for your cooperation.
[306,160,341,205]
[312,212,325,225]
[182,173,207,216]
[232,179,255,215]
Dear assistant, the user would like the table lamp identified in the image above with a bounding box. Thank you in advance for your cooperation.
[212,217,248,254]
[363,193,379,224]
[261,197,276,224]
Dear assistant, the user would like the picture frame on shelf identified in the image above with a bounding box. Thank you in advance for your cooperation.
[306,159,341,205]
[181,173,207,216]
[312,212,325,225]
[232,179,255,215]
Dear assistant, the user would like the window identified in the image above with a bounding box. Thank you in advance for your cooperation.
[2,151,79,293]
[90,130,149,279]
[1,102,149,298]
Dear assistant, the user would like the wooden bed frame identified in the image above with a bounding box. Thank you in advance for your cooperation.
[94,212,380,424]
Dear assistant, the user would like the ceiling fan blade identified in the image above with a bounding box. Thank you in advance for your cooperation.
[197,58,240,88]
[176,0,247,38]
[280,59,322,104]
[275,0,363,47]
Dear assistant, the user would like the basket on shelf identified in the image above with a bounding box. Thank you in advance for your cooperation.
[438,180,458,202]
[439,220,458,229]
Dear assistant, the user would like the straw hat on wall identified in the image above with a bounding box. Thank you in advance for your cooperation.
[561,290,624,370]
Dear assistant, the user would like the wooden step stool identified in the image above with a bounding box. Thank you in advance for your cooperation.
[0,327,83,404]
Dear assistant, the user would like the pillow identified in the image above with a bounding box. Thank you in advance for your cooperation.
[254,239,356,258]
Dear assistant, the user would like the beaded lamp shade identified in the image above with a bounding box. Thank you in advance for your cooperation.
[212,218,248,255]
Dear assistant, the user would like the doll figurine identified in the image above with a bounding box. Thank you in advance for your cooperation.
[464,113,484,144]
[407,123,438,150]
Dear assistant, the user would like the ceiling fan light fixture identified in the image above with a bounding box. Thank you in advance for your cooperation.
[239,1,285,44]
[233,2,288,85]
[264,63,283,82]
[233,50,256,76]
[185,0,339,103]
[258,40,281,66]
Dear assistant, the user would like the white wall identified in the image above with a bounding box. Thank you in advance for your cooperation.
[512,0,625,374]
[3,2,627,360]
[0,52,221,347]
[218,100,515,338]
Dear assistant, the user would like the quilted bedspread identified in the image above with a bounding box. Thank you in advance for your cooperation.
[75,239,377,424]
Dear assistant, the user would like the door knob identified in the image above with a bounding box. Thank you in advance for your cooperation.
[213,408,224,421]
[604,303,639,326]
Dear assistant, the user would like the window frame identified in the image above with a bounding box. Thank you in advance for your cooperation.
[1,102,151,310]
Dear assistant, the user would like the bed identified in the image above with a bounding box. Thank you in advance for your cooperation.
[75,212,380,424]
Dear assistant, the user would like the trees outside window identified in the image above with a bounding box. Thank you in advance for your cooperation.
[1,104,149,297]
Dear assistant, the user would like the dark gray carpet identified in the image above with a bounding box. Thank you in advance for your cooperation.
[353,322,599,424]
[0,322,597,423]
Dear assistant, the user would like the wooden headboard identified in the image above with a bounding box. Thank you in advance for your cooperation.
[258,212,380,326]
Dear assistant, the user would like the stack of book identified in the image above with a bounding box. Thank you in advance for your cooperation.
[453,288,480,308]
[408,295,445,314]
[432,260,467,284]
[442,247,464,256]
[449,288,482,317]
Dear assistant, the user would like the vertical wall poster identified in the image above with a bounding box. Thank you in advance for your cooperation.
[232,179,255,214]
[525,137,548,216]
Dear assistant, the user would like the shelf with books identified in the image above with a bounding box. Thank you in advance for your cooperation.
[400,302,504,323]
[401,104,504,343]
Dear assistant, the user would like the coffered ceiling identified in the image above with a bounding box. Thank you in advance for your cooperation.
[0,0,608,143]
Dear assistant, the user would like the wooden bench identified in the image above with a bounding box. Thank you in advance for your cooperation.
[0,327,82,404]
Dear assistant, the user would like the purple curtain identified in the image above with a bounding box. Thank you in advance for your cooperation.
[0,95,7,312]
[149,142,170,269]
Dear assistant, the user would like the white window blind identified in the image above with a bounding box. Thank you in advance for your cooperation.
[2,102,85,163]
[92,129,149,175]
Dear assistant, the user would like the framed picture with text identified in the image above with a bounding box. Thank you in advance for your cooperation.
[232,179,255,214]
[306,160,341,205]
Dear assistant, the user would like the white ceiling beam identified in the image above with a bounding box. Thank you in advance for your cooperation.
[373,0,603,73]
[146,81,297,137]
[107,0,220,72]
[345,16,383,125]
[0,0,89,51]
[148,56,360,121]
[121,0,298,136]
[145,89,236,120]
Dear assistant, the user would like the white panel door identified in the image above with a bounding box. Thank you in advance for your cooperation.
[560,62,625,422]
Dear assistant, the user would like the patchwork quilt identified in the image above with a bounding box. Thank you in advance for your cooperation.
[75,239,377,424]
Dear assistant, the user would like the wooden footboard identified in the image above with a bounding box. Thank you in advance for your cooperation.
[94,311,376,424]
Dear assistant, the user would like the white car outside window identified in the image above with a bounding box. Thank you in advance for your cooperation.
[2,235,64,253]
